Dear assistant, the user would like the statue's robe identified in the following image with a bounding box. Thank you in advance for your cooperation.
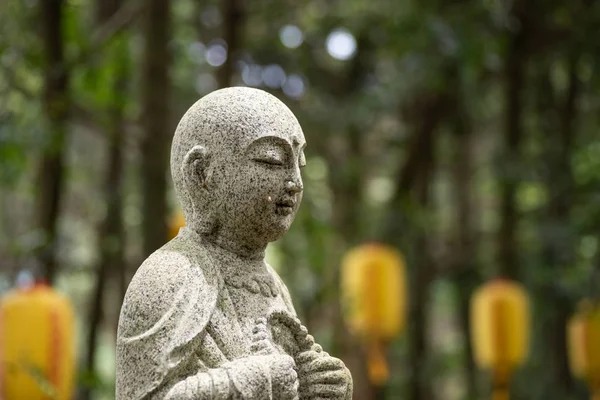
[116,228,303,399]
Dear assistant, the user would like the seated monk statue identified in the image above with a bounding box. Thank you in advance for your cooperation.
[116,87,353,399]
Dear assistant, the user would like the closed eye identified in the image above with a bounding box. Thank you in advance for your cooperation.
[253,157,284,166]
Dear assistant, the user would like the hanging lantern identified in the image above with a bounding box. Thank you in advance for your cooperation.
[169,210,186,240]
[341,243,407,386]
[471,278,531,400]
[0,281,76,400]
[567,299,600,400]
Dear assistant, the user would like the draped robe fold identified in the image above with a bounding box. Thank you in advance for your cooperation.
[116,228,297,399]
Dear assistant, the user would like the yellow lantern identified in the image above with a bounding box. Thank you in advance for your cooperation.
[341,243,407,386]
[169,210,186,240]
[567,300,600,400]
[0,282,76,400]
[471,279,530,400]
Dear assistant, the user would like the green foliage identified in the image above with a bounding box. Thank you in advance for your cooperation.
[1,0,600,399]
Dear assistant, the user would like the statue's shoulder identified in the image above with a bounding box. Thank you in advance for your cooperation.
[130,237,216,288]
[116,237,220,400]
[118,237,218,338]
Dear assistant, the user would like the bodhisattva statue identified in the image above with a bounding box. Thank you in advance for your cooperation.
[116,87,353,399]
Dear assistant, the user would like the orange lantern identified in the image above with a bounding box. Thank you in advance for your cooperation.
[0,281,76,400]
[340,243,407,386]
[169,210,185,240]
[567,299,600,400]
[471,278,530,400]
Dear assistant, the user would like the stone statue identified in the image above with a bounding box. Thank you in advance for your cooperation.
[116,87,353,399]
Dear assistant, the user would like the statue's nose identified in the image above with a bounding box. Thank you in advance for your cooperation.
[285,180,303,194]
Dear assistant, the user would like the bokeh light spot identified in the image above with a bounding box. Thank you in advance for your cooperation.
[279,25,304,49]
[205,41,227,67]
[282,74,305,99]
[242,64,263,86]
[262,64,286,89]
[326,28,357,61]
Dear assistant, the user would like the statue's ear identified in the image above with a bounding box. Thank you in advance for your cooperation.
[182,145,211,191]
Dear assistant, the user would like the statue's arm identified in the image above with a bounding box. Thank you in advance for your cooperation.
[155,320,298,400]
[161,354,300,400]
[158,334,273,400]
[161,368,233,399]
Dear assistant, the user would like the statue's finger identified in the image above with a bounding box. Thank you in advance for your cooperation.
[296,350,321,366]
[307,383,346,397]
[304,370,347,385]
[306,357,345,373]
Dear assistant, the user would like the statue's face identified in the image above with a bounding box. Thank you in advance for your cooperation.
[211,125,306,248]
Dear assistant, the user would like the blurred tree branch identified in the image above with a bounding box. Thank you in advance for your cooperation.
[0,1,144,134]
[65,0,145,71]
[216,0,244,88]
[36,0,70,284]
[0,64,125,136]
[140,0,172,258]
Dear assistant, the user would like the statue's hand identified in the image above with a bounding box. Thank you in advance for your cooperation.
[297,348,351,400]
[248,318,299,400]
[265,353,300,400]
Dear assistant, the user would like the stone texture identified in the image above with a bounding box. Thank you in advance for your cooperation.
[116,87,353,399]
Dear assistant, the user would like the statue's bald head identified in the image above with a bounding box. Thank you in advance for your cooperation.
[171,87,305,239]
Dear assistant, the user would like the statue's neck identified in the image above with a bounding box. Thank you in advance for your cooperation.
[210,235,266,260]
[183,227,266,262]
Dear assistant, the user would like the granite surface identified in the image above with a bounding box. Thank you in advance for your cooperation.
[116,87,353,399]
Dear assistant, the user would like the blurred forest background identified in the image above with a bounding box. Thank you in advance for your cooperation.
[1,0,600,399]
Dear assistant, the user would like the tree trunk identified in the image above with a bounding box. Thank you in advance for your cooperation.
[217,0,243,88]
[408,119,436,400]
[537,54,579,400]
[83,109,126,400]
[450,83,479,400]
[380,90,448,400]
[37,0,69,284]
[81,2,129,399]
[498,1,531,280]
[140,0,171,258]
[383,92,448,242]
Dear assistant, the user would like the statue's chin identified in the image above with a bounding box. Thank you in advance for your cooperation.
[261,226,285,242]
[264,219,294,243]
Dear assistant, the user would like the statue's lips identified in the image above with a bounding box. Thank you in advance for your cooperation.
[275,199,295,216]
